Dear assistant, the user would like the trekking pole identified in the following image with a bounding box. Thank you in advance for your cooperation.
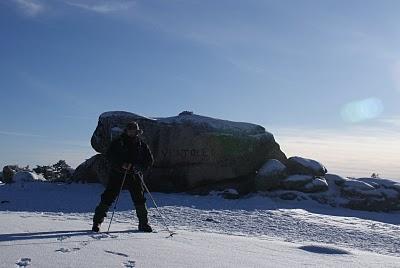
[136,171,176,237]
[107,168,129,233]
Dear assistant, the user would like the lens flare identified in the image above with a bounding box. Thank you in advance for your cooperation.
[341,98,384,123]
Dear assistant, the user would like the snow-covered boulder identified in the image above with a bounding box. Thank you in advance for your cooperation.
[340,180,378,200]
[302,177,329,193]
[325,174,349,186]
[282,175,314,190]
[287,157,327,176]
[333,178,400,211]
[12,171,45,183]
[281,175,328,193]
[255,159,288,191]
[258,172,400,212]
[357,177,400,193]
[83,111,287,191]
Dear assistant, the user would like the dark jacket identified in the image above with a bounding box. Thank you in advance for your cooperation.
[106,133,154,173]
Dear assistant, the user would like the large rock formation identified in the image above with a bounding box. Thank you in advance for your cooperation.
[74,111,287,191]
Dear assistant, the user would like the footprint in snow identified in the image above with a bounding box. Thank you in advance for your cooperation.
[55,247,81,253]
[57,235,71,241]
[15,258,31,267]
[204,217,220,223]
[123,260,136,267]
[80,241,89,247]
[90,233,118,240]
[105,250,129,257]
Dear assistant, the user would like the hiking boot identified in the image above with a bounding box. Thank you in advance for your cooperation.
[92,222,101,232]
[138,222,153,232]
[93,202,109,226]
[135,204,152,232]
[92,202,109,233]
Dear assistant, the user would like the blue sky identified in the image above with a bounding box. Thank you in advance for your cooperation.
[1,0,400,179]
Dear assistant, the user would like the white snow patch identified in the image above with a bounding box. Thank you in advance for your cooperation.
[157,113,265,134]
[1,181,400,267]
[1,212,400,268]
[100,111,152,120]
[13,171,45,183]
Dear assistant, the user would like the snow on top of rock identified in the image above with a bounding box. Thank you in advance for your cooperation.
[100,111,153,120]
[303,177,328,191]
[325,174,349,185]
[343,180,376,191]
[13,171,45,183]
[258,159,287,176]
[289,156,326,172]
[99,111,271,135]
[313,177,328,186]
[156,113,267,134]
[358,177,400,189]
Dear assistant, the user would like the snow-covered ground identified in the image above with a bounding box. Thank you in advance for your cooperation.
[1,181,400,267]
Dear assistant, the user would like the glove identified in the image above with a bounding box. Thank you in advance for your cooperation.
[132,166,144,175]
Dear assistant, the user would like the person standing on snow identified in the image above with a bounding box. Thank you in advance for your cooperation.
[92,122,154,233]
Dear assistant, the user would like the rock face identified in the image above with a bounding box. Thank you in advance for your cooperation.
[71,154,110,185]
[74,111,287,191]
[2,165,19,183]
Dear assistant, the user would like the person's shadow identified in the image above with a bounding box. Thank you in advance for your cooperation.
[0,229,140,245]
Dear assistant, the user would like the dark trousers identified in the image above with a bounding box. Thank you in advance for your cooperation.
[101,170,146,206]
[93,170,147,224]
